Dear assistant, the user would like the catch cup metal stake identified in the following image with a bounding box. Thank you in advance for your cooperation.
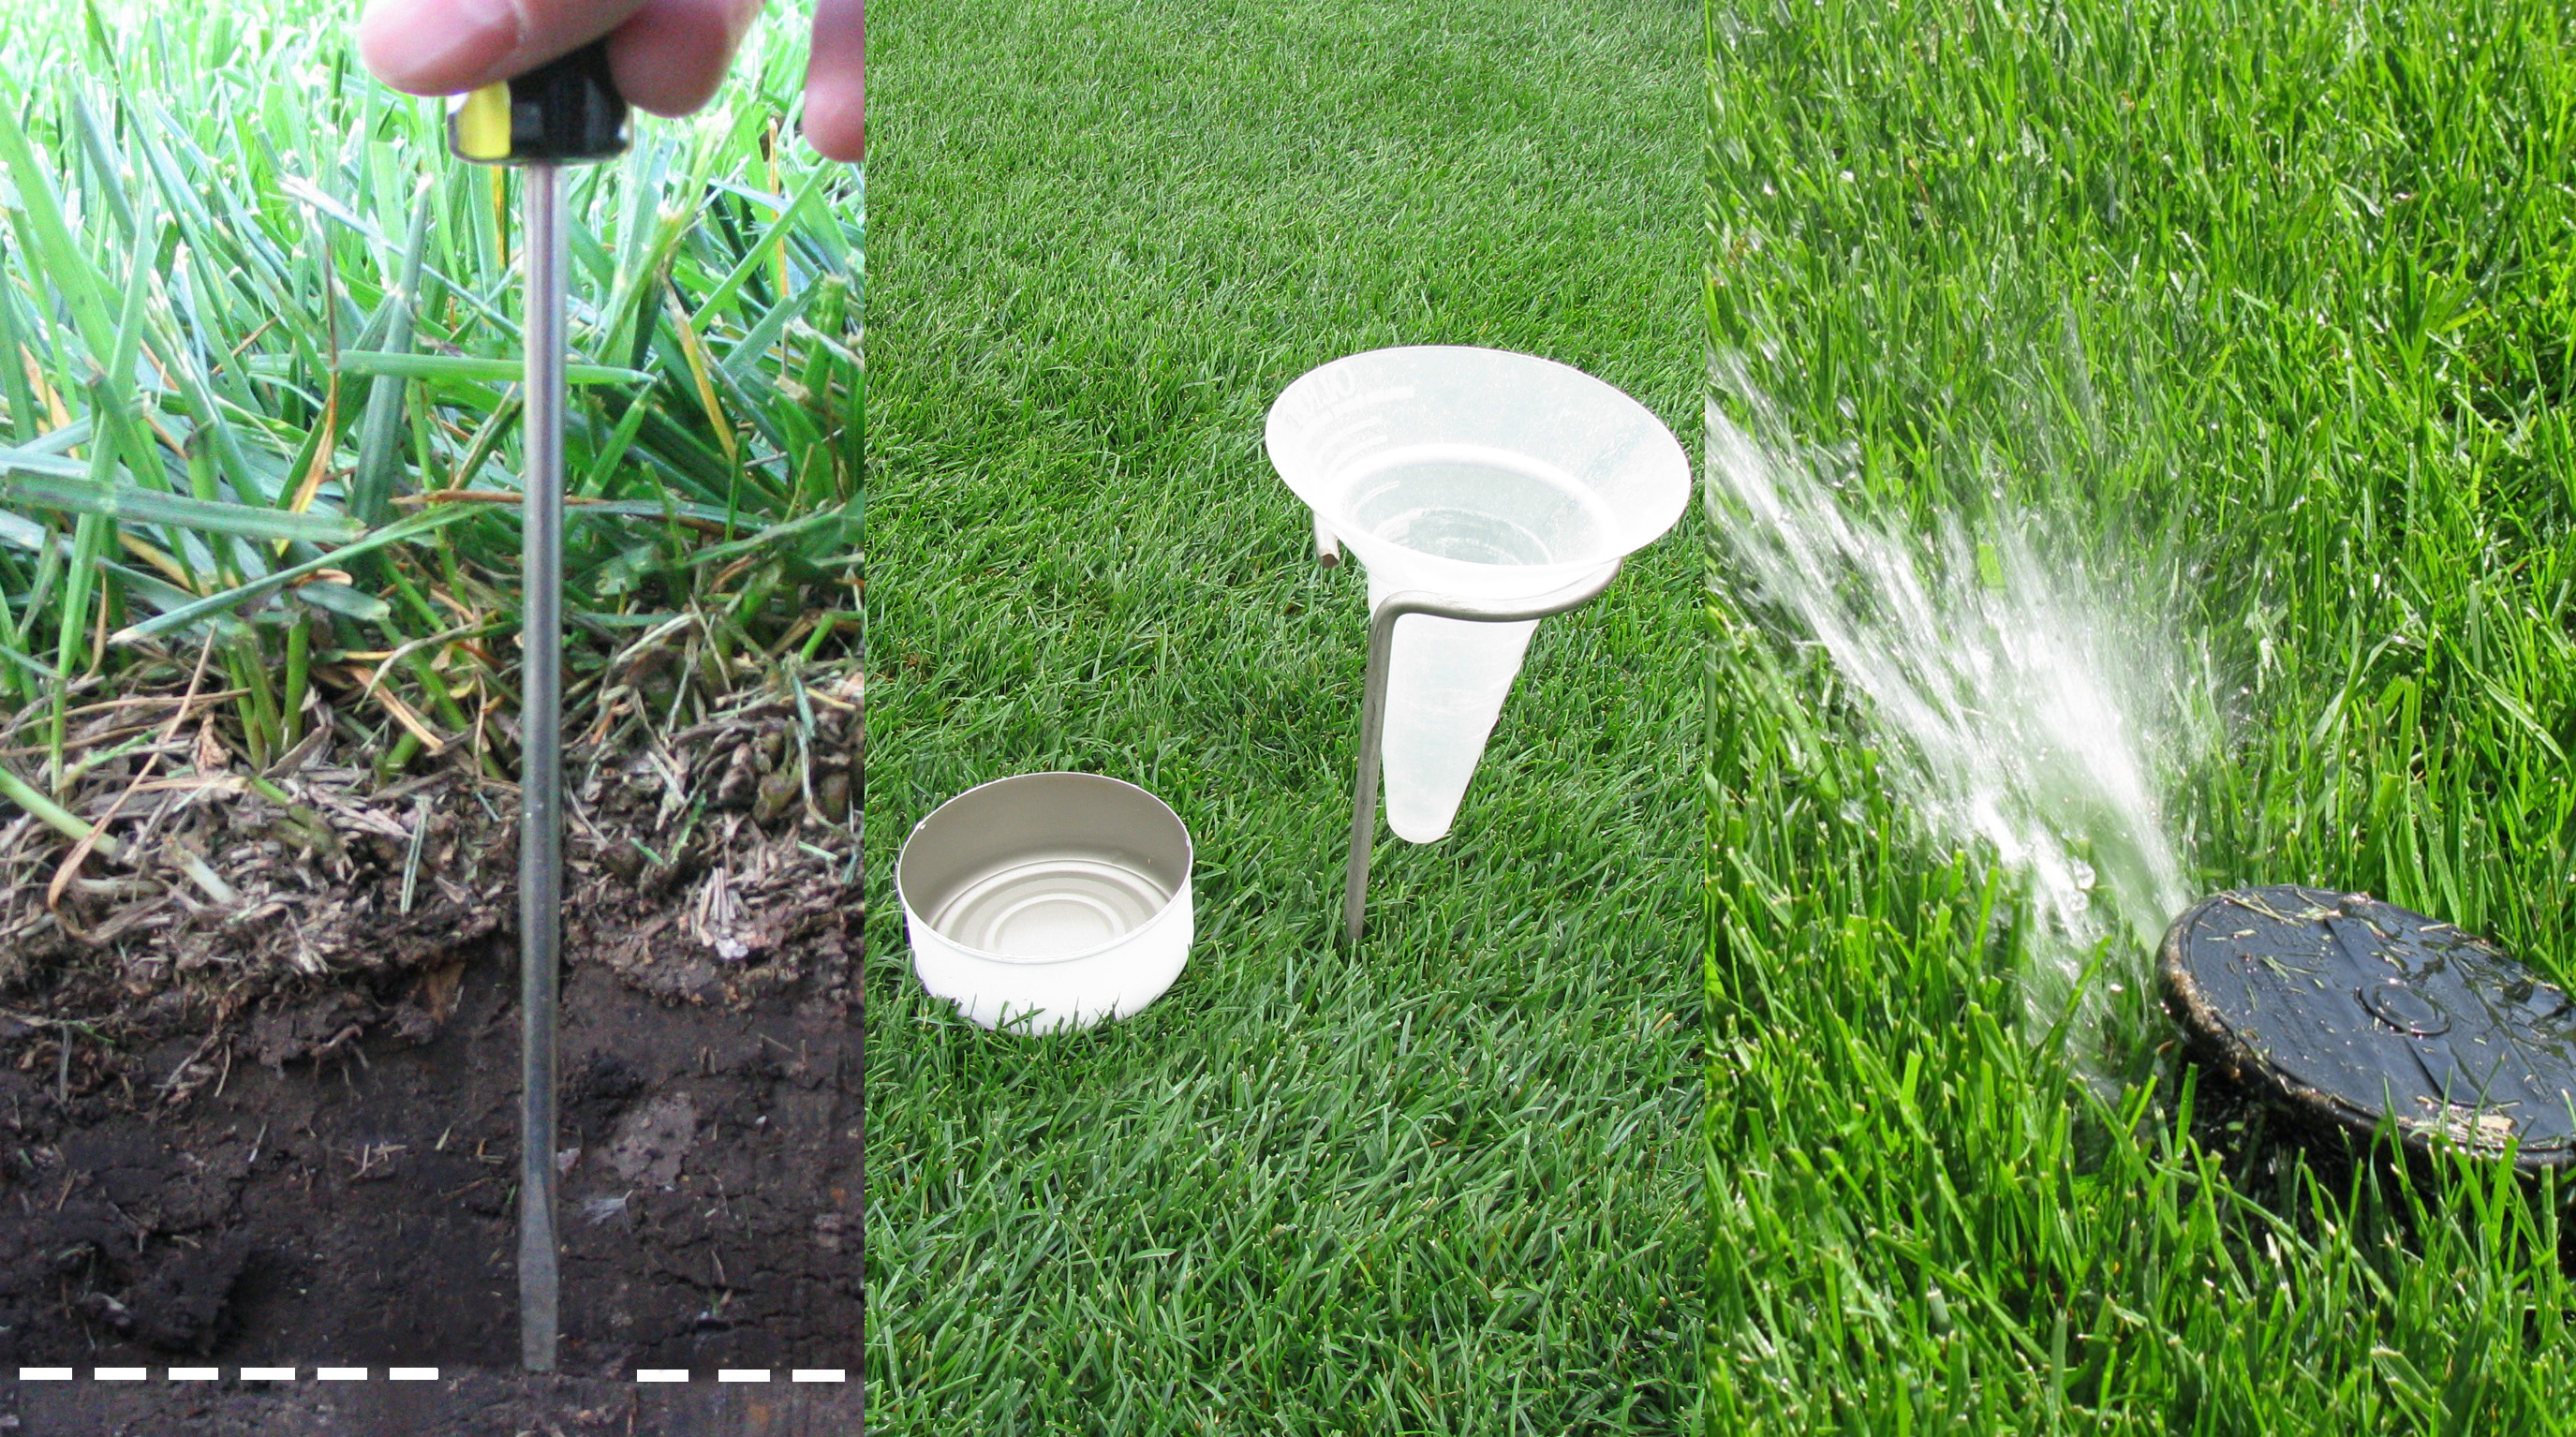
[1337,564,1621,945]
[448,43,629,1374]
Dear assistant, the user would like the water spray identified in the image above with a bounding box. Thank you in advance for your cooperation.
[1705,357,2576,1171]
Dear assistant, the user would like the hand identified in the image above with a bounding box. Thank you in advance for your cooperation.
[358,0,863,162]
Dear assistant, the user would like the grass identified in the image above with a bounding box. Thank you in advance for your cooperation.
[1702,0,2576,1430]
[864,0,1698,1429]
[0,0,859,827]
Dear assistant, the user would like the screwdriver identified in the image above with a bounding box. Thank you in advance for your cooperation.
[447,41,629,1375]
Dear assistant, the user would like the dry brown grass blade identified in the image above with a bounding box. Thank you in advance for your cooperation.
[115,531,197,591]
[665,286,736,467]
[221,317,279,365]
[285,374,342,516]
[122,774,249,797]
[349,625,473,708]
[20,345,67,431]
[46,631,218,911]
[138,395,187,452]
[0,689,251,758]
[429,585,485,628]
[361,674,446,754]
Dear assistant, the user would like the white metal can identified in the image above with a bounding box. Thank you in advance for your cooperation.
[896,772,1194,1035]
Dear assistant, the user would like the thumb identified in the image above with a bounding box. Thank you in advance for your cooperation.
[800,0,863,162]
[358,0,644,97]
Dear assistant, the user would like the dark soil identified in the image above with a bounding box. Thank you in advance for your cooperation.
[0,1370,858,1436]
[0,674,862,1388]
[0,944,856,1372]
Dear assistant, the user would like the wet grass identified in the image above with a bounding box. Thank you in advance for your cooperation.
[0,0,858,818]
[863,0,1697,1429]
[1703,0,2576,1430]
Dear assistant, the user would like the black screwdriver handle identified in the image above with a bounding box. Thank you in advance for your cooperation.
[449,38,629,165]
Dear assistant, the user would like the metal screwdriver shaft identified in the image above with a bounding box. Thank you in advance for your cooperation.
[516,156,567,1374]
[448,43,629,1374]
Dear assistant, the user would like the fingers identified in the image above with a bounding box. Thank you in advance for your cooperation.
[358,0,860,163]
[358,0,644,97]
[801,0,864,161]
[605,0,762,118]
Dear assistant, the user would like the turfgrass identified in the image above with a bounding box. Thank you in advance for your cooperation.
[0,0,858,837]
[1702,0,2576,1429]
[864,0,1698,1429]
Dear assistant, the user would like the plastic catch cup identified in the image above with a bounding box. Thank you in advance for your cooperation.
[1266,347,1690,841]
[896,773,1194,1035]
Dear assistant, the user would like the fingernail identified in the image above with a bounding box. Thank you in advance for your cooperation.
[363,0,524,92]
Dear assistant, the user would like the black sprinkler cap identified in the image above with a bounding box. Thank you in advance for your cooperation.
[2160,885,2576,1173]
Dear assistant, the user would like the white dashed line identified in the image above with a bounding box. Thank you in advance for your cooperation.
[8,1363,849,1386]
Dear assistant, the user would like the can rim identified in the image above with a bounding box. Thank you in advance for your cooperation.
[896,771,1194,968]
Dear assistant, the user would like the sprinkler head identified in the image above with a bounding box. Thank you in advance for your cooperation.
[2159,884,2576,1174]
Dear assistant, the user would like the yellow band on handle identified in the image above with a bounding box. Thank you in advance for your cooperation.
[451,83,512,161]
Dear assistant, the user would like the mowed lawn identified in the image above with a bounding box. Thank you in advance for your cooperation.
[863,0,1700,1430]
[1703,0,2576,1431]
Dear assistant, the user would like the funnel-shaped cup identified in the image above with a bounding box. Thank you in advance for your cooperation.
[1266,348,1689,841]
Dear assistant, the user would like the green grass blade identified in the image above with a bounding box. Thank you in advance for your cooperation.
[67,89,135,244]
[0,93,112,362]
[0,469,360,542]
[347,190,435,527]
[0,757,115,856]
[111,503,473,644]
[333,352,658,388]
